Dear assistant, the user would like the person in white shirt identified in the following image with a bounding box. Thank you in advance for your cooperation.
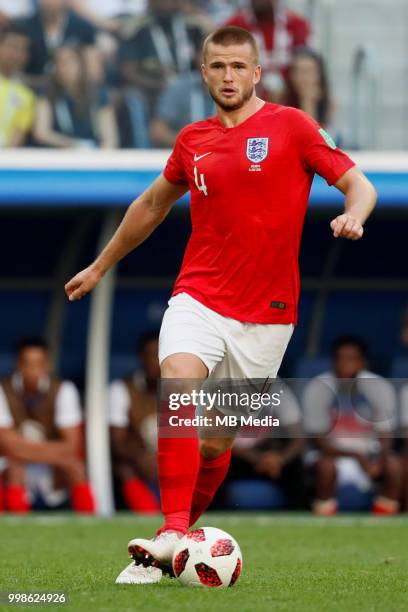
[303,336,401,516]
[399,384,408,511]
[0,337,95,512]
[228,381,305,509]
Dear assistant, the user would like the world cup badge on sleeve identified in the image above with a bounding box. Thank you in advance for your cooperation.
[246,138,269,163]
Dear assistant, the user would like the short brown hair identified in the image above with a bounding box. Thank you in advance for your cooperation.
[202,26,260,64]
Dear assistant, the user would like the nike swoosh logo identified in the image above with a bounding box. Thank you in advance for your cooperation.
[194,152,213,162]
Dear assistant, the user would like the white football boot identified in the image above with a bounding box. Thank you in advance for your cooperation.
[115,561,163,585]
[127,531,183,578]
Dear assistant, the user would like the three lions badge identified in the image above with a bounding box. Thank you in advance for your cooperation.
[246,138,269,163]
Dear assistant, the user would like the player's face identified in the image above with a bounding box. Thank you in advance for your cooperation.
[202,43,261,112]
[334,345,365,378]
[289,56,322,96]
[0,34,29,73]
[17,348,51,391]
[55,48,82,87]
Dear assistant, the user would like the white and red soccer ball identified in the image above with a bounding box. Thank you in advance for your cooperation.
[172,527,243,588]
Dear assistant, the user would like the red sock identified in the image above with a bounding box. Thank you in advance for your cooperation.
[157,437,200,534]
[71,481,96,513]
[0,482,4,512]
[189,449,231,527]
[122,478,160,513]
[5,485,30,513]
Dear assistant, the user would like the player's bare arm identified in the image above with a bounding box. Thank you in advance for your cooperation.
[0,427,84,479]
[65,175,188,301]
[331,166,377,240]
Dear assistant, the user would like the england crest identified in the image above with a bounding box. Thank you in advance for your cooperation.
[246,138,269,163]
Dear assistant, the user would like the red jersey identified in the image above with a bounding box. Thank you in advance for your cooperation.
[163,103,354,324]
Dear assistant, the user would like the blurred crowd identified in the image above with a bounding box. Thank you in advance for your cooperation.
[0,0,333,149]
[1,332,408,516]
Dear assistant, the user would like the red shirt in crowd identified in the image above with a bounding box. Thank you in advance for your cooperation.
[226,8,310,80]
[164,102,354,325]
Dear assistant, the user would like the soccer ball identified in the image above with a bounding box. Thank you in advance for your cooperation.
[172,527,243,588]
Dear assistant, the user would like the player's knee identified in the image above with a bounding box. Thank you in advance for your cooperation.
[199,438,230,460]
[161,354,208,379]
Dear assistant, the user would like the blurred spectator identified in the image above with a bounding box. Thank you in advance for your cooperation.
[303,336,400,516]
[228,383,305,510]
[0,1,33,29]
[282,47,332,128]
[118,0,207,108]
[191,0,241,26]
[399,386,408,511]
[33,46,118,148]
[0,27,35,147]
[18,0,103,89]
[0,337,95,513]
[69,0,147,33]
[151,48,214,147]
[400,305,408,348]
[109,331,160,513]
[68,1,149,84]
[226,0,311,100]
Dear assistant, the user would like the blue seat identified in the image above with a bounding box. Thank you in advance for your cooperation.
[390,357,408,379]
[225,479,287,511]
[109,354,140,381]
[337,483,374,512]
[0,353,14,377]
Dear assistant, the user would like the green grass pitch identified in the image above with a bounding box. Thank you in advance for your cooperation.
[1,513,407,612]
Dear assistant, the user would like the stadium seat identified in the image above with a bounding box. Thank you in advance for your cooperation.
[109,354,140,381]
[337,483,374,512]
[390,357,408,378]
[0,353,14,376]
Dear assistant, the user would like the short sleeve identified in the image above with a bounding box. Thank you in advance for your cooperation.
[291,15,311,47]
[400,385,408,427]
[95,86,110,108]
[357,376,397,433]
[156,81,182,125]
[290,109,355,185]
[0,385,13,428]
[302,376,335,434]
[55,381,83,429]
[73,15,96,46]
[275,384,301,427]
[108,380,131,428]
[14,89,35,131]
[163,132,189,186]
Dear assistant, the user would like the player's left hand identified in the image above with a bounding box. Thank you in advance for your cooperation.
[330,214,364,240]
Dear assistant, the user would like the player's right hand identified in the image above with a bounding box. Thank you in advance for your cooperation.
[64,264,103,301]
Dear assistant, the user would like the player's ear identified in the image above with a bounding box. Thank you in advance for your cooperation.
[253,64,261,85]
[201,63,208,84]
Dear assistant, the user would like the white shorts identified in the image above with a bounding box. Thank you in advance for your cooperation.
[159,292,294,379]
